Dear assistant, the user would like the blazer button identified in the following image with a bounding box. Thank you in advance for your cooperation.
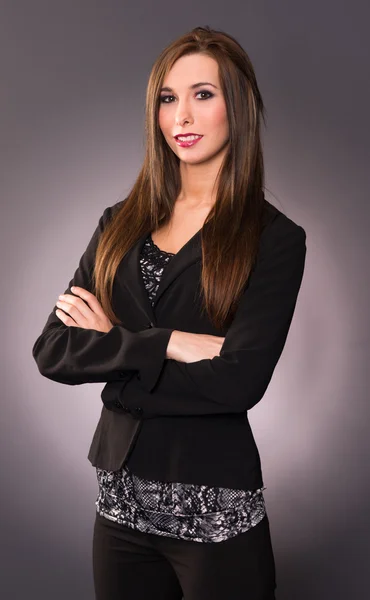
[132,407,143,418]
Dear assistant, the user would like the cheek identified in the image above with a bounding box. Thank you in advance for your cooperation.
[215,107,229,130]
[205,104,228,133]
[158,109,170,134]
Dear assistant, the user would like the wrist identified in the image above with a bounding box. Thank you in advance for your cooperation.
[166,330,183,360]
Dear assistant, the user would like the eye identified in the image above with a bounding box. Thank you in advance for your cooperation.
[159,90,214,103]
[196,90,214,100]
[159,95,175,104]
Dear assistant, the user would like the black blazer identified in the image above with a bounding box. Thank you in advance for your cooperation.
[32,197,307,490]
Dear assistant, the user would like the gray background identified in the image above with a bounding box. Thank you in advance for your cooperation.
[1,1,369,598]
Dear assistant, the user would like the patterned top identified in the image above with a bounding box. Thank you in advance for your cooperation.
[95,233,267,543]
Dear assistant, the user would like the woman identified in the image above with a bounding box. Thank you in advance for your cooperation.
[32,26,307,600]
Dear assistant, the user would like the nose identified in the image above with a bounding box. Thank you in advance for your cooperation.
[175,114,193,127]
[175,99,193,126]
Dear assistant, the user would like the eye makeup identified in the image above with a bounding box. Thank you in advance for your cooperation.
[159,90,214,103]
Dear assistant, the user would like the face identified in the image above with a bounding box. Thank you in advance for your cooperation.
[158,53,229,165]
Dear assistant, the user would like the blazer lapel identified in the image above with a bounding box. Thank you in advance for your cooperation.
[116,229,203,325]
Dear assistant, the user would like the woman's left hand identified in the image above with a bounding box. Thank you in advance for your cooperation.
[55,286,113,333]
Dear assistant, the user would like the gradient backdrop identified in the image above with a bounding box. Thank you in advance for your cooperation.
[1,1,369,599]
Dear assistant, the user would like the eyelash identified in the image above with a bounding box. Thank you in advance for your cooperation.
[159,90,214,103]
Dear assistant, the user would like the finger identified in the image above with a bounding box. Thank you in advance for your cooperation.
[57,295,91,320]
[55,299,89,325]
[55,308,80,327]
[69,286,106,317]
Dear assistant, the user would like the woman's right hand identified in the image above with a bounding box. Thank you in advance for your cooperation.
[166,330,225,363]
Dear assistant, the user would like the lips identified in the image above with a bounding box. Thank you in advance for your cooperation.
[174,133,203,140]
[175,133,203,148]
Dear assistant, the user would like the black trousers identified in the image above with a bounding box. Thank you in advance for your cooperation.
[92,511,277,600]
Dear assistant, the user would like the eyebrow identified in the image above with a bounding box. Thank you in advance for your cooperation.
[160,82,218,92]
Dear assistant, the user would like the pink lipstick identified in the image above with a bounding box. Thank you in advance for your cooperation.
[174,134,203,148]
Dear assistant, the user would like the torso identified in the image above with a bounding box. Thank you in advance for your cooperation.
[151,201,212,255]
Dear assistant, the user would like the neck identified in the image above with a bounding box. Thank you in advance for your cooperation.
[177,152,225,208]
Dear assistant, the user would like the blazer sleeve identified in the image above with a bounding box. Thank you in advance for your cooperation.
[123,215,307,416]
[31,203,174,389]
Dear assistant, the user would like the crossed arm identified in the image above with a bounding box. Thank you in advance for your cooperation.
[32,204,307,417]
[121,218,307,416]
[32,204,175,391]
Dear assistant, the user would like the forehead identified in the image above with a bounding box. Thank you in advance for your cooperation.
[163,54,219,88]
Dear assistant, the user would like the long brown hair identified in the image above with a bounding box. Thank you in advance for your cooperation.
[93,25,267,330]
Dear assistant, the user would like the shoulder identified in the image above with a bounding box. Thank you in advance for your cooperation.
[262,197,306,246]
[99,198,127,228]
